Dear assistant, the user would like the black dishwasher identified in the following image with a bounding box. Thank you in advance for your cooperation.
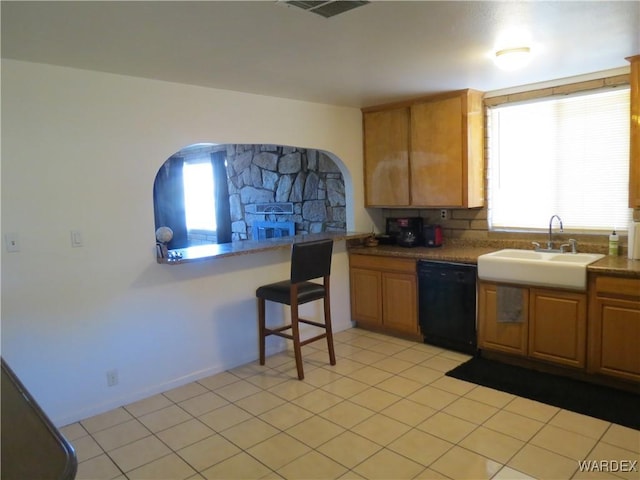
[418,260,477,354]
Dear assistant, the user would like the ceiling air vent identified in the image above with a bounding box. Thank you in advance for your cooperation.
[284,1,369,18]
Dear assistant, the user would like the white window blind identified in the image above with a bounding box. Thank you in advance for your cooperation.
[488,87,631,232]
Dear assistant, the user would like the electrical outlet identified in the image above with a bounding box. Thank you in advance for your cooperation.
[106,369,119,387]
[440,209,449,220]
[5,233,20,252]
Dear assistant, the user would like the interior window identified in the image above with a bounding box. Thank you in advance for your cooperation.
[153,144,347,250]
[153,144,230,249]
[487,86,632,232]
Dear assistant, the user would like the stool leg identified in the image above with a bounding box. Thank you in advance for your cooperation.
[258,297,266,366]
[290,289,304,380]
[323,282,336,366]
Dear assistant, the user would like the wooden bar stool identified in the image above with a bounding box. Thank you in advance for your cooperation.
[256,239,336,380]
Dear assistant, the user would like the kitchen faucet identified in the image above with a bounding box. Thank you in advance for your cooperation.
[547,214,563,250]
[532,215,577,253]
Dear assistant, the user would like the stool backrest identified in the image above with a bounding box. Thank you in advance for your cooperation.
[290,239,333,284]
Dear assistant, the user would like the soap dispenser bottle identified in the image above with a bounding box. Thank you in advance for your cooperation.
[609,230,619,256]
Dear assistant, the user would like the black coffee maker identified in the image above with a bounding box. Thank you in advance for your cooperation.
[386,217,423,247]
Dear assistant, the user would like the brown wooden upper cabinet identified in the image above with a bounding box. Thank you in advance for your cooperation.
[628,55,640,208]
[363,107,410,206]
[362,89,484,208]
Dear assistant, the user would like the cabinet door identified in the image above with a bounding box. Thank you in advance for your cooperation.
[363,108,410,206]
[628,55,640,208]
[528,289,587,368]
[410,96,463,206]
[382,272,418,335]
[590,296,640,382]
[477,282,528,356]
[350,267,382,326]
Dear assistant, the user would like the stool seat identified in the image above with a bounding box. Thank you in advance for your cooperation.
[256,280,326,305]
[256,238,335,380]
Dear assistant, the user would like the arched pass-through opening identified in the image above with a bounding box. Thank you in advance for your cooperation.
[153,143,353,253]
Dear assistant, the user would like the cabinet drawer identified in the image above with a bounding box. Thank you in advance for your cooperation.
[349,254,416,274]
[595,276,640,298]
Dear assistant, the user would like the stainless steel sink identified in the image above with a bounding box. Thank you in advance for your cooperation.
[477,249,605,290]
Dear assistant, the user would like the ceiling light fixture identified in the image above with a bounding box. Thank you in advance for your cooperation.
[494,46,532,71]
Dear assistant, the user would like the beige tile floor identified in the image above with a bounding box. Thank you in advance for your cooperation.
[62,328,640,480]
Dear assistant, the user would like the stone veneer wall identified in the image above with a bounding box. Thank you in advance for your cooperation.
[225,144,346,241]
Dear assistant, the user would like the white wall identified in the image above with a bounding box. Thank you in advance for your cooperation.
[1,59,374,426]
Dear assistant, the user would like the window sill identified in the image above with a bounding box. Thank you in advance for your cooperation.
[156,231,369,264]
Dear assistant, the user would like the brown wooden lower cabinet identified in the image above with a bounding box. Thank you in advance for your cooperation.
[588,275,640,383]
[478,281,528,356]
[528,288,587,368]
[349,267,381,325]
[349,254,419,338]
[478,281,587,368]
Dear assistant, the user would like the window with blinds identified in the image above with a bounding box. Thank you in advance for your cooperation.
[487,86,632,232]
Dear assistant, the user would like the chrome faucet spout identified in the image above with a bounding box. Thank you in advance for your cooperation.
[548,215,563,250]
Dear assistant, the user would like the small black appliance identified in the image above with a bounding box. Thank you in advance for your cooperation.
[386,217,423,248]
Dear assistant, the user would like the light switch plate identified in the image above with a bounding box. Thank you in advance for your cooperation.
[71,230,83,248]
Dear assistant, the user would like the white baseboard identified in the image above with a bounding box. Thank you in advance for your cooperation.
[56,323,355,427]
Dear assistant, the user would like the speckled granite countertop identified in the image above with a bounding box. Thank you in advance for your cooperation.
[587,255,640,278]
[348,244,496,264]
[159,231,370,264]
[159,232,640,278]
[349,242,640,278]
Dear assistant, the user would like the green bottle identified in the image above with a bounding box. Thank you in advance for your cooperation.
[608,230,619,256]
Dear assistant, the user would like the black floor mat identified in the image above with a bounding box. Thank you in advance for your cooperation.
[446,356,640,430]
